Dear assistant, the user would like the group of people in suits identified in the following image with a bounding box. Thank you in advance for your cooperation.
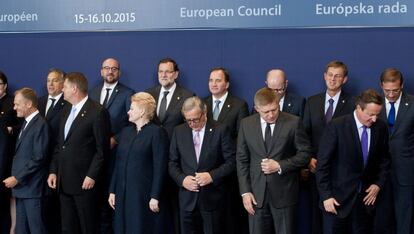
[0,58,413,234]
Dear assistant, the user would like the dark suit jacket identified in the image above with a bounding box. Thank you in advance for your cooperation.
[282,92,306,117]
[237,112,311,208]
[12,113,50,198]
[316,114,390,218]
[303,91,355,156]
[50,98,111,195]
[379,93,414,186]
[169,122,235,212]
[38,94,68,143]
[146,84,194,139]
[0,94,16,181]
[89,82,134,135]
[204,94,249,140]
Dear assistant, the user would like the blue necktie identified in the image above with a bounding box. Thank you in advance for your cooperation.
[64,107,77,139]
[388,102,395,133]
[361,126,368,167]
[213,100,221,121]
[325,98,334,124]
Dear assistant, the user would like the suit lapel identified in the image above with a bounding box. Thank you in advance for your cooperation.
[316,93,327,124]
[198,124,213,167]
[368,122,379,165]
[184,125,198,169]
[282,93,293,112]
[16,114,39,151]
[253,115,268,157]
[217,96,232,122]
[268,113,284,154]
[106,84,120,108]
[164,87,183,121]
[65,100,90,141]
[349,116,365,169]
[46,96,66,120]
[393,93,410,134]
[333,92,349,118]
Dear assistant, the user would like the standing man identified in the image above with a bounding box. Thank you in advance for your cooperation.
[264,69,305,117]
[146,58,194,234]
[302,60,355,234]
[237,87,311,234]
[47,72,111,234]
[169,96,235,234]
[38,68,68,234]
[89,58,134,234]
[3,88,49,234]
[379,68,414,234]
[204,67,249,234]
[316,89,390,233]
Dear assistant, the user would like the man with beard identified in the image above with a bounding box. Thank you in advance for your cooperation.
[90,58,134,234]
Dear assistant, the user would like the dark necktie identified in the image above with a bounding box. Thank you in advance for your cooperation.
[19,120,27,139]
[158,91,169,122]
[264,123,272,153]
[213,100,221,121]
[46,98,56,117]
[325,98,334,124]
[102,88,111,107]
[388,102,395,133]
[361,126,368,167]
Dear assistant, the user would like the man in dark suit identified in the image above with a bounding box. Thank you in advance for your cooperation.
[316,89,390,234]
[378,68,414,234]
[169,96,235,234]
[302,60,355,234]
[3,88,49,234]
[145,58,195,139]
[237,87,311,234]
[38,68,67,234]
[89,58,134,234]
[47,72,111,234]
[146,58,194,234]
[204,67,249,234]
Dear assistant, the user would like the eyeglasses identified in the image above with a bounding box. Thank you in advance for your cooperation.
[158,70,175,75]
[102,66,119,72]
[383,89,401,94]
[0,83,4,85]
[184,113,204,124]
[270,87,286,93]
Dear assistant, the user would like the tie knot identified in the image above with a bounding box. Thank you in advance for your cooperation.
[215,100,221,105]
[106,88,111,92]
[328,98,334,105]
[163,91,169,97]
[390,102,395,106]
[362,125,367,131]
[50,98,56,102]
[71,107,77,113]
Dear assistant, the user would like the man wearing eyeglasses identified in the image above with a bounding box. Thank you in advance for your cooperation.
[237,87,311,234]
[169,96,235,234]
[378,68,414,234]
[302,60,355,234]
[89,57,134,234]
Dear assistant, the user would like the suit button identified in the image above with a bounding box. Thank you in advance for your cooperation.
[62,146,65,149]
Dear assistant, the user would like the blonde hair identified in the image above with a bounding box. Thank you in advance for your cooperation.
[131,92,156,120]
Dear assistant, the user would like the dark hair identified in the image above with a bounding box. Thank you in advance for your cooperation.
[15,87,38,108]
[356,89,383,110]
[64,72,88,94]
[210,67,230,83]
[380,68,403,85]
[0,70,8,85]
[158,58,179,72]
[325,60,348,77]
[48,68,66,81]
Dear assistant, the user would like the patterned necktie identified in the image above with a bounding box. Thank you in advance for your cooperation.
[264,123,272,153]
[213,100,221,121]
[46,98,56,116]
[193,131,201,163]
[361,126,368,167]
[64,107,77,139]
[388,102,395,133]
[325,98,334,124]
[102,88,111,107]
[158,91,169,122]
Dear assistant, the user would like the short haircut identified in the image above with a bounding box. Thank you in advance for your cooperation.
[158,58,179,72]
[325,60,348,77]
[15,87,38,108]
[356,89,383,110]
[254,87,281,107]
[210,67,230,83]
[102,58,120,70]
[380,68,404,85]
[64,72,88,94]
[0,70,8,85]
[181,96,207,115]
[48,68,66,81]
[131,92,156,120]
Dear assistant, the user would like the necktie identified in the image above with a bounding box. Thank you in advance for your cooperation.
[102,88,111,107]
[388,102,395,133]
[193,131,201,163]
[325,98,334,124]
[158,91,169,122]
[361,126,368,167]
[64,107,77,139]
[18,120,27,139]
[264,123,272,153]
[46,98,56,117]
[213,100,221,121]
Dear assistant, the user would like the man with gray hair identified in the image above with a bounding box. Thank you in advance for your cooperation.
[169,96,235,234]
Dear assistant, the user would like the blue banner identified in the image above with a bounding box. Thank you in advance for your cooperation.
[0,0,412,32]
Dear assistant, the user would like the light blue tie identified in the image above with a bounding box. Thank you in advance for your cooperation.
[213,100,221,121]
[64,107,77,139]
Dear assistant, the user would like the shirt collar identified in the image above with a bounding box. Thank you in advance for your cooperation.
[25,110,39,124]
[212,91,228,104]
[103,81,118,90]
[48,92,63,101]
[325,90,341,103]
[161,82,176,94]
